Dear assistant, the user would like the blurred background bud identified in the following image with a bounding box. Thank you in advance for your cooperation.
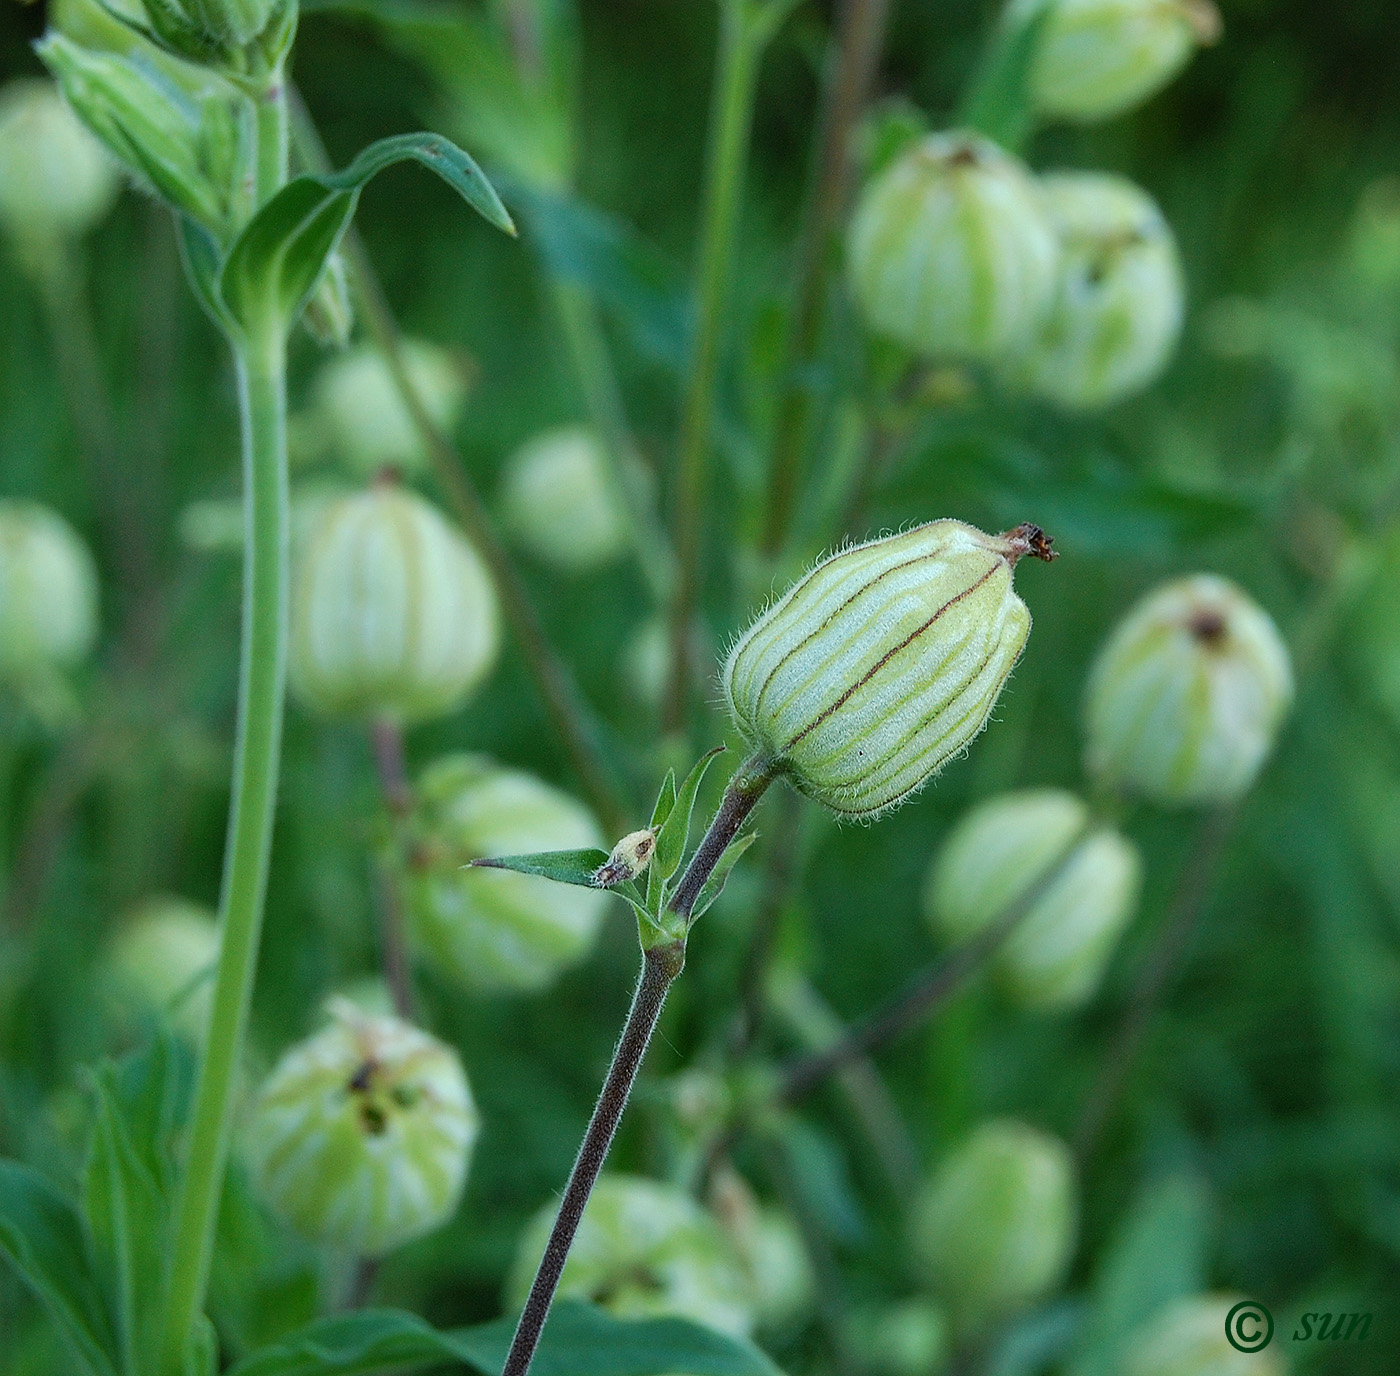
[1125,1295,1284,1376]
[288,485,499,724]
[848,131,1056,363]
[312,340,468,479]
[1017,172,1183,409]
[245,998,478,1256]
[0,500,99,683]
[926,789,1141,1010]
[847,1299,949,1376]
[1347,176,1400,293]
[0,79,119,263]
[1012,0,1221,125]
[302,251,354,350]
[723,521,1050,818]
[403,754,607,993]
[106,895,219,1042]
[708,1166,814,1332]
[913,1119,1077,1333]
[499,426,628,574]
[506,1173,753,1338]
[1085,574,1293,807]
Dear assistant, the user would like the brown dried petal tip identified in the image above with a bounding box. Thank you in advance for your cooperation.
[1001,523,1058,565]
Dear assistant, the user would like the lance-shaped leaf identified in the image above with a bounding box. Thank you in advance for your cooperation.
[470,847,610,888]
[653,747,725,889]
[690,831,756,923]
[220,132,515,336]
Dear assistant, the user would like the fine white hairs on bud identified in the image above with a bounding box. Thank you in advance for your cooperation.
[913,1119,1077,1334]
[1011,0,1222,126]
[925,789,1141,1010]
[289,485,499,724]
[1084,574,1293,807]
[722,520,1055,819]
[245,999,478,1256]
[593,829,656,888]
[0,500,99,682]
[848,131,1058,362]
[1018,172,1184,409]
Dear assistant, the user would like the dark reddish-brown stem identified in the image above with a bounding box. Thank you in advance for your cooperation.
[1073,806,1235,1165]
[368,716,416,1021]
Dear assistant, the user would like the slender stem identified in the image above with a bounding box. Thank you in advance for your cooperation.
[761,0,892,554]
[1073,806,1235,1165]
[664,0,767,730]
[255,69,290,205]
[501,939,686,1376]
[667,756,775,922]
[369,717,417,1020]
[160,331,290,1372]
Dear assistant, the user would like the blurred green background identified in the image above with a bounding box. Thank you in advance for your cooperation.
[2,0,1400,1372]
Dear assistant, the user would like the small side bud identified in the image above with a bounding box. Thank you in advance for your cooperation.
[289,486,500,724]
[592,829,656,887]
[925,789,1141,1010]
[500,426,629,574]
[0,79,119,257]
[506,1174,754,1338]
[913,1119,1077,1334]
[1126,1295,1284,1376]
[403,754,607,992]
[1012,0,1222,125]
[1084,574,1293,806]
[1017,172,1184,409]
[0,500,99,682]
[848,131,1058,362]
[302,251,354,349]
[244,999,478,1256]
[723,520,1051,818]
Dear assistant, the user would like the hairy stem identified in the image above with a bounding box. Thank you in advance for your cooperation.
[160,331,290,1371]
[761,0,892,554]
[1073,806,1234,1164]
[665,0,767,730]
[369,716,417,1021]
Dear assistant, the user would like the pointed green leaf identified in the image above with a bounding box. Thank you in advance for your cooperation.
[219,132,514,335]
[654,747,725,887]
[225,1300,780,1376]
[956,5,1051,153]
[0,1161,120,1376]
[176,216,233,333]
[470,848,610,887]
[690,831,756,922]
[649,770,678,831]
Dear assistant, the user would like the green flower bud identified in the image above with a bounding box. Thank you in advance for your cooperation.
[1126,1296,1284,1376]
[848,131,1057,362]
[1013,0,1222,125]
[925,789,1140,1010]
[37,33,253,238]
[1084,575,1293,807]
[313,340,468,479]
[848,1300,949,1376]
[404,754,607,993]
[499,427,629,574]
[0,80,119,254]
[245,998,478,1256]
[722,520,1054,818]
[107,895,219,1041]
[136,0,295,74]
[913,1120,1077,1333]
[289,486,499,724]
[1018,172,1183,409]
[506,1174,753,1338]
[0,500,99,681]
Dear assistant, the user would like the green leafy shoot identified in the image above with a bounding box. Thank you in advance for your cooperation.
[652,747,725,889]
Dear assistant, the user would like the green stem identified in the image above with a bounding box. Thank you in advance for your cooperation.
[159,331,289,1373]
[664,0,768,730]
[255,68,290,204]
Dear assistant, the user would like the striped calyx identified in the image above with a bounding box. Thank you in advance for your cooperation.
[506,1174,754,1339]
[1013,0,1221,125]
[722,520,1053,818]
[913,1120,1077,1334]
[500,426,629,573]
[1126,1295,1283,1376]
[925,789,1141,1010]
[0,500,99,680]
[1018,172,1184,409]
[245,999,478,1256]
[403,754,607,993]
[848,130,1057,362]
[1085,575,1293,807]
[289,485,499,724]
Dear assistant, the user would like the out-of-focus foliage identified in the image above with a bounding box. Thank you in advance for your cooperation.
[2,0,1399,1373]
